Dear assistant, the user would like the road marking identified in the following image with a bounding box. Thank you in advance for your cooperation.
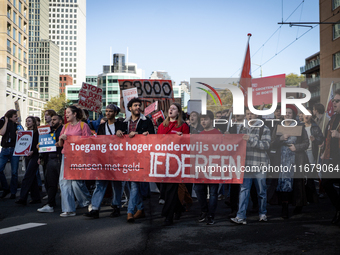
[0,223,46,235]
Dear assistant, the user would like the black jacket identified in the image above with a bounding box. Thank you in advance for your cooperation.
[122,114,155,134]
[308,122,324,160]
[0,117,18,148]
[97,119,126,136]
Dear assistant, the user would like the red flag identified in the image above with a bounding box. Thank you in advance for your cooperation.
[326,85,334,119]
[239,34,252,103]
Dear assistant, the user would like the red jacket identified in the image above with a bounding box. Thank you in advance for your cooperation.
[157,121,190,135]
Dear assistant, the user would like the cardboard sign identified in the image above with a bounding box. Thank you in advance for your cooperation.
[38,125,56,153]
[122,88,138,119]
[63,134,246,184]
[276,125,303,136]
[152,110,165,126]
[78,82,103,113]
[252,74,286,105]
[144,101,158,116]
[14,131,33,156]
[119,79,174,115]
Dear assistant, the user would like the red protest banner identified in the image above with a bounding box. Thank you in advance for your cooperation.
[63,134,246,184]
[78,82,103,112]
[251,74,286,105]
[152,110,165,125]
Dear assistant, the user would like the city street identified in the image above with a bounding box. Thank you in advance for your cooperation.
[0,188,339,255]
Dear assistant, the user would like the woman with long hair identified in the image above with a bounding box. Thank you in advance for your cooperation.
[269,105,309,218]
[15,116,41,205]
[157,103,190,226]
[58,106,92,217]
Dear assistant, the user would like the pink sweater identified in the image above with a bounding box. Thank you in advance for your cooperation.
[60,122,92,154]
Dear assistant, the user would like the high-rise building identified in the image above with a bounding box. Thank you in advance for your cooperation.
[0,0,29,118]
[48,0,86,85]
[28,0,59,101]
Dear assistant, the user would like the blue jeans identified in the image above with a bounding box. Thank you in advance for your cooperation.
[91,180,122,210]
[194,184,219,217]
[0,147,20,194]
[127,182,144,214]
[59,155,91,212]
[237,172,267,220]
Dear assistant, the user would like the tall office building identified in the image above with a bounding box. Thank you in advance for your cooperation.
[28,0,59,101]
[0,0,29,118]
[48,0,86,85]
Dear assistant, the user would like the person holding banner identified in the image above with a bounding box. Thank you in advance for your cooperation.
[83,104,125,219]
[157,102,189,226]
[269,105,309,219]
[122,98,155,223]
[230,108,270,225]
[37,114,64,213]
[15,117,41,205]
[194,110,221,225]
[189,111,203,134]
[58,106,92,217]
[0,110,20,199]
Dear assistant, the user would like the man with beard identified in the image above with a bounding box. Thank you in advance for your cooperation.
[37,114,63,213]
[123,98,155,222]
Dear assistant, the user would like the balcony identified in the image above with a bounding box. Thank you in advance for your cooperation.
[306,76,320,85]
[7,64,11,70]
[7,46,11,53]
[7,81,11,88]
[300,58,320,74]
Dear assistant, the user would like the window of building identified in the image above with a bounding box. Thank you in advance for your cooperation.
[13,44,16,56]
[18,33,21,44]
[13,12,16,24]
[333,0,340,10]
[13,28,17,40]
[334,52,340,69]
[334,23,340,40]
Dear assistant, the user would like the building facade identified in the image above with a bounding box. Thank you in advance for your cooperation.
[48,0,86,85]
[28,0,59,101]
[300,52,320,107]
[0,0,29,119]
[28,89,46,117]
[59,74,72,94]
[320,0,340,104]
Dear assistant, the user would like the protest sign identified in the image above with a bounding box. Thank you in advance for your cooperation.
[38,125,56,153]
[119,79,174,114]
[144,101,158,116]
[122,88,138,119]
[78,82,103,113]
[14,131,33,156]
[152,111,165,126]
[63,134,246,184]
[251,74,286,105]
[276,125,303,136]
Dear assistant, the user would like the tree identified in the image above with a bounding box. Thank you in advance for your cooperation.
[43,93,72,118]
[285,73,305,86]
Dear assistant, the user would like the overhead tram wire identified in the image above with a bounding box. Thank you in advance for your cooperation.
[230,0,306,78]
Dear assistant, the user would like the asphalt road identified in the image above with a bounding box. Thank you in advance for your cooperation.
[0,189,339,255]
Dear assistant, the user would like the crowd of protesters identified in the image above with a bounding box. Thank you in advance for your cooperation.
[0,92,340,227]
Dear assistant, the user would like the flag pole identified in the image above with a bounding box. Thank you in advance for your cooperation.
[317,81,333,162]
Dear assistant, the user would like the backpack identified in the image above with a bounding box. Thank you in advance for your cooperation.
[64,121,85,130]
